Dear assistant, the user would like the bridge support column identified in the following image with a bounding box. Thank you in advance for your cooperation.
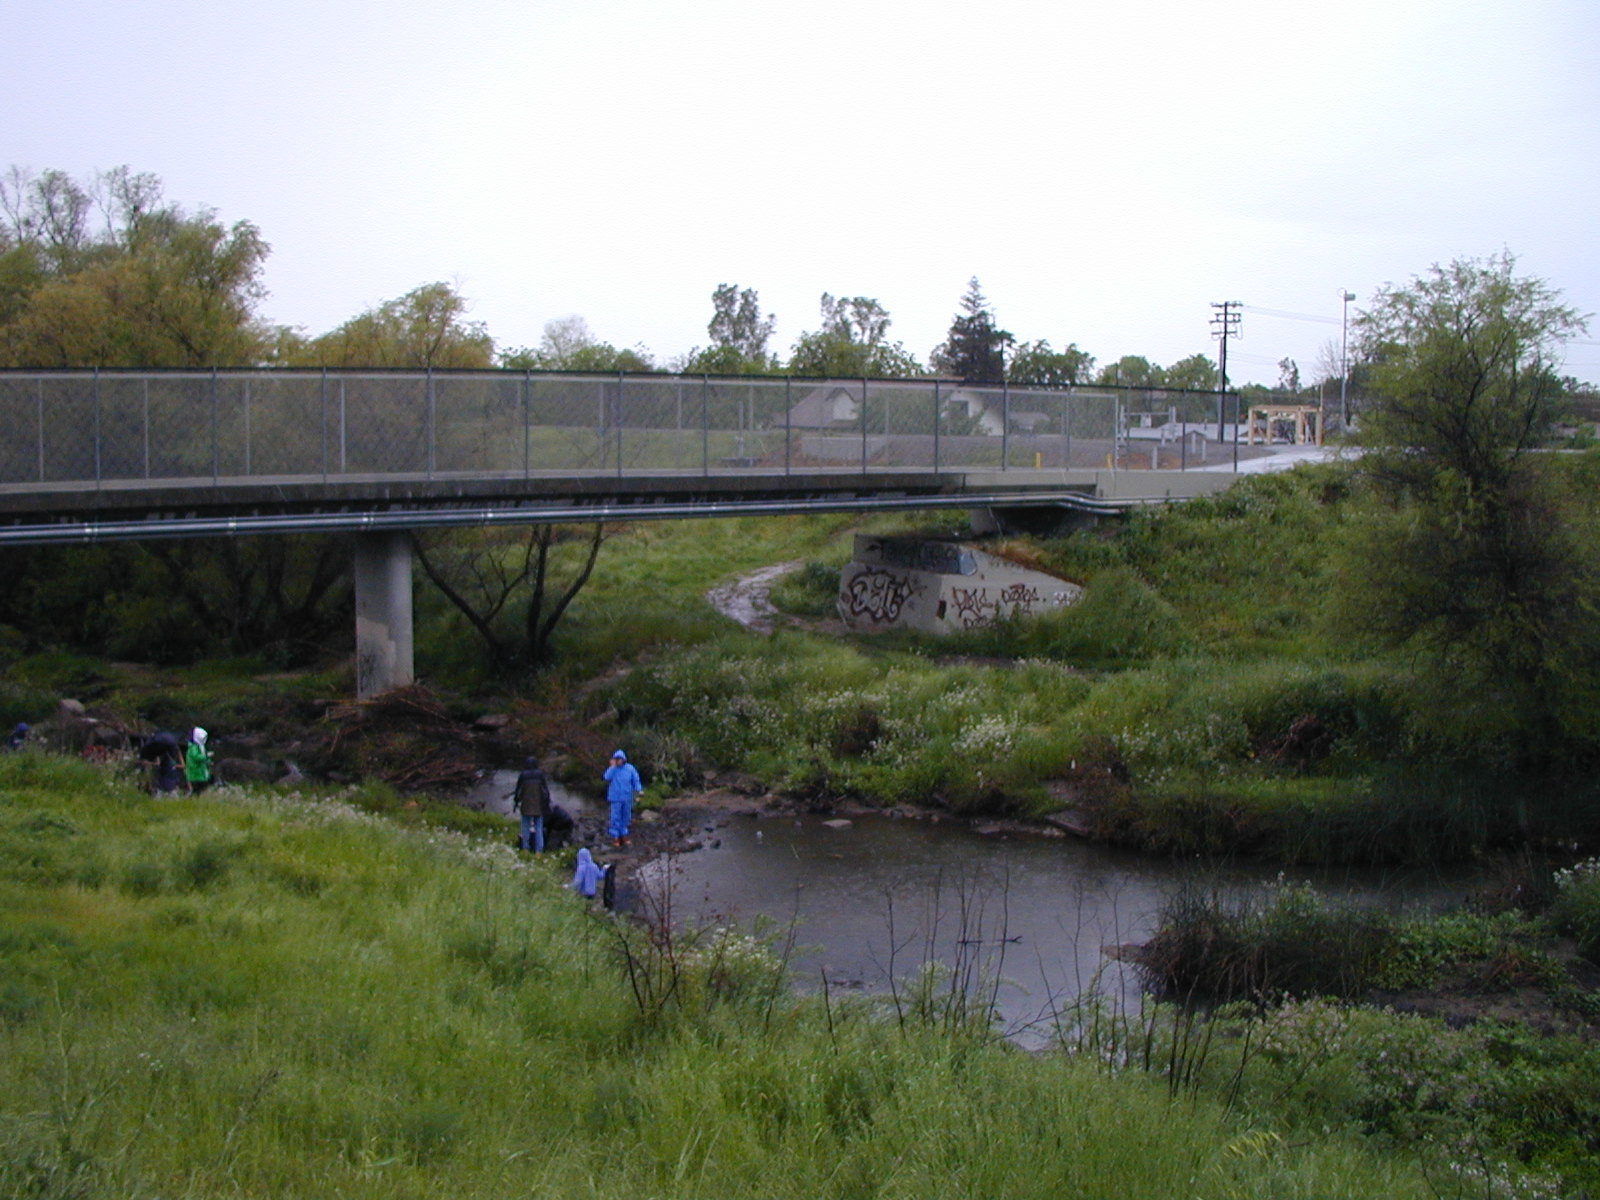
[353,531,415,698]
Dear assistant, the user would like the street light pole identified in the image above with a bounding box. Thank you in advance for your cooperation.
[1340,290,1356,430]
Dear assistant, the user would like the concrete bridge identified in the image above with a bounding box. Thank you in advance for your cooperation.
[0,368,1248,694]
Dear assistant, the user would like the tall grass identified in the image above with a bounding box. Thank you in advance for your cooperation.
[0,751,1440,1199]
[617,633,1092,811]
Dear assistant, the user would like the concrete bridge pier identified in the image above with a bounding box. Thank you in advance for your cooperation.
[353,531,415,698]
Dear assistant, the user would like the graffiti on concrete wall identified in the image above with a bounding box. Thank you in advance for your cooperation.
[947,582,1043,628]
[842,568,922,625]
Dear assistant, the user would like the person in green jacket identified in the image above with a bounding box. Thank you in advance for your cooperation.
[185,727,214,795]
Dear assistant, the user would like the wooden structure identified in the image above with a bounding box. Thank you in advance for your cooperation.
[1246,403,1323,446]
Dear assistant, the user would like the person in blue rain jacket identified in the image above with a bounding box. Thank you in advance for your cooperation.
[603,749,642,847]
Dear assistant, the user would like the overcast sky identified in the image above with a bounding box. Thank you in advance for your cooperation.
[8,0,1598,385]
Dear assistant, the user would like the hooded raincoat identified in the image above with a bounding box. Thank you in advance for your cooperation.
[185,728,213,792]
[602,750,642,841]
[572,848,605,898]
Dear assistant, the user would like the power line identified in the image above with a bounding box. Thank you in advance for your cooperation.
[1240,304,1342,326]
[1227,350,1282,366]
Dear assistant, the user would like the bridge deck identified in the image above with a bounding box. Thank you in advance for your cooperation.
[0,367,1251,542]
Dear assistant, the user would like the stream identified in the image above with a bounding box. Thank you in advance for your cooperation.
[465,770,1475,1046]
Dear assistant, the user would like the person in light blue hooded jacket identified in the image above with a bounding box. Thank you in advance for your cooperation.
[571,848,605,899]
[603,749,642,846]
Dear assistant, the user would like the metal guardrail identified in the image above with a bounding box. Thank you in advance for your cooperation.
[0,489,1179,545]
[0,368,1240,489]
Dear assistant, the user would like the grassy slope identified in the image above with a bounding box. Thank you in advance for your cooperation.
[10,466,1595,859]
[0,752,1431,1200]
[521,467,1597,860]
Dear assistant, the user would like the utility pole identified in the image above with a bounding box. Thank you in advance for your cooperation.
[1339,290,1355,431]
[1210,301,1241,451]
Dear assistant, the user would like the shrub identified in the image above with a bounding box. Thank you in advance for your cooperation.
[768,560,841,619]
[946,566,1188,667]
[1138,881,1399,1000]
[1551,857,1600,959]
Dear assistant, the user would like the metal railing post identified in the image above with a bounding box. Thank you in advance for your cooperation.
[522,370,531,478]
[1112,396,1120,473]
[701,375,709,477]
[93,368,102,487]
[1065,388,1073,467]
[933,380,941,472]
[426,367,436,479]
[35,377,44,483]
[210,368,219,483]
[860,378,869,475]
[615,371,624,479]
[784,377,791,475]
[1000,378,1009,470]
[142,377,150,479]
[320,368,328,481]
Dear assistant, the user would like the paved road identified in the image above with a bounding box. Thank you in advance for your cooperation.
[1193,443,1354,474]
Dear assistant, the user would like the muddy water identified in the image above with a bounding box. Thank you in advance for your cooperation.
[637,811,1473,1046]
[462,769,590,822]
[462,772,1472,1046]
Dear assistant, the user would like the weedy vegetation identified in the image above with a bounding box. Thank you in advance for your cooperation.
[0,752,1459,1200]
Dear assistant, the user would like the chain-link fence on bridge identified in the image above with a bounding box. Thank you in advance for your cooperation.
[0,369,1250,488]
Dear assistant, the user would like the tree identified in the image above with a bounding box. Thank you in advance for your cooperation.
[930,278,1012,384]
[0,167,351,668]
[498,315,654,372]
[410,523,606,670]
[0,534,351,666]
[1356,251,1581,494]
[292,282,493,369]
[1008,339,1095,387]
[1163,354,1218,392]
[787,293,922,377]
[0,165,272,368]
[1276,357,1301,395]
[680,283,776,374]
[1334,251,1598,761]
[1094,355,1163,389]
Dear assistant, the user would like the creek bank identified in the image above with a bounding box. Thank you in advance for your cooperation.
[35,671,1597,1037]
[632,786,1600,1042]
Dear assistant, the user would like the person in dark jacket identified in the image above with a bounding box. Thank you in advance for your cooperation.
[510,756,552,852]
[5,723,29,751]
[140,732,183,795]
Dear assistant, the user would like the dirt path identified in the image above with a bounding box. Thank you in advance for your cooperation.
[705,560,806,633]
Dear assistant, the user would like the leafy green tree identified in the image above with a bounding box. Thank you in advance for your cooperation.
[787,293,922,377]
[1163,353,1218,392]
[1334,251,1599,761]
[681,283,776,374]
[0,536,351,666]
[930,278,1012,384]
[0,166,271,367]
[1356,251,1581,491]
[291,282,494,369]
[1094,355,1163,389]
[498,314,654,372]
[1008,339,1095,387]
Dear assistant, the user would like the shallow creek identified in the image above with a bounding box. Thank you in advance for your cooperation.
[464,771,1473,1046]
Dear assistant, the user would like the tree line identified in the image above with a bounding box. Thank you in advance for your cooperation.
[1,166,1265,396]
[5,165,1599,770]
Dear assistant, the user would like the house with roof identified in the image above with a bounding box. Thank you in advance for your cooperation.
[780,385,1009,435]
